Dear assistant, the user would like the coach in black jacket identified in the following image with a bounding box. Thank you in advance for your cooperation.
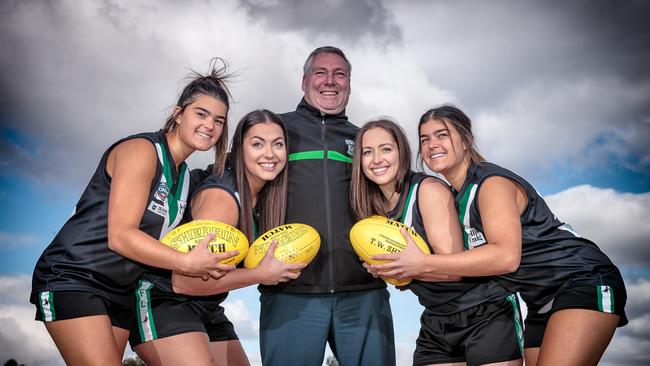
[259,46,395,366]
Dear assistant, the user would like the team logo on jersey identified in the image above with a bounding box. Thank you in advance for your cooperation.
[154,182,170,202]
[345,139,355,156]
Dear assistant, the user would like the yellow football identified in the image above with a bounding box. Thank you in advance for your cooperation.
[244,223,320,269]
[349,215,431,286]
[160,220,249,266]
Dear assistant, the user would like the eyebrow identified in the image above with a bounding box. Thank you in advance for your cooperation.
[193,106,225,119]
[249,135,285,142]
[313,67,348,74]
[420,128,448,137]
[362,143,394,149]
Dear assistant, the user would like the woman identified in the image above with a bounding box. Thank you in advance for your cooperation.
[351,119,522,366]
[30,60,237,365]
[372,106,627,366]
[130,109,304,366]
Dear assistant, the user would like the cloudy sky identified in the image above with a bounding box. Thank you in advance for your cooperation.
[1,0,649,365]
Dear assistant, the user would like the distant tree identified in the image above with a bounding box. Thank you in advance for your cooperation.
[4,359,24,366]
[122,356,146,366]
[325,355,339,366]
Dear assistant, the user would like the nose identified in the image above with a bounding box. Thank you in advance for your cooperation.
[372,151,382,164]
[263,144,275,159]
[325,72,335,85]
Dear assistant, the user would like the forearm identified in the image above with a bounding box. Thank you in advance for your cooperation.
[172,268,262,296]
[109,228,185,271]
[415,272,462,282]
[422,243,520,277]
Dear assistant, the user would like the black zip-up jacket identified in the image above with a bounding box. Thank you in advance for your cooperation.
[260,98,386,293]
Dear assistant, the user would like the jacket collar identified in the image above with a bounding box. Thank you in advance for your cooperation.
[296,97,349,123]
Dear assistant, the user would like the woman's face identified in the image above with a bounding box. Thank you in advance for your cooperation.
[174,94,227,152]
[361,127,400,192]
[419,118,466,175]
[243,122,287,190]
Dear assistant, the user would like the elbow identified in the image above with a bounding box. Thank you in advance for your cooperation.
[107,230,124,254]
[448,275,462,282]
[172,276,195,296]
[499,254,520,274]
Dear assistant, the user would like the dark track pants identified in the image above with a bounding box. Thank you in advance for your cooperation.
[259,288,395,366]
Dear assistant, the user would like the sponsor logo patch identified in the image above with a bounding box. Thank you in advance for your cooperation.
[148,201,168,217]
[464,226,487,249]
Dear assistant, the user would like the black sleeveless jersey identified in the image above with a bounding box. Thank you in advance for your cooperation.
[456,162,625,311]
[140,166,242,305]
[30,130,189,306]
[392,172,509,315]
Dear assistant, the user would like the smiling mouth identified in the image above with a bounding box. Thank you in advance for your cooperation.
[320,90,338,96]
[371,166,389,175]
[196,131,212,139]
[259,162,278,170]
[429,152,445,159]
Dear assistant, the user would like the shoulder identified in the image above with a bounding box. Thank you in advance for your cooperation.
[473,162,529,195]
[478,176,526,208]
[191,187,239,223]
[109,137,158,167]
[419,176,453,200]
[191,170,238,201]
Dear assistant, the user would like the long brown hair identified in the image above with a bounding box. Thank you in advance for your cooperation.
[163,58,234,176]
[350,119,412,220]
[417,105,485,171]
[229,110,288,241]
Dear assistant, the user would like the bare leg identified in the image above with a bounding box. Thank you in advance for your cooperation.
[132,340,161,366]
[134,332,214,366]
[524,347,540,366]
[112,326,130,358]
[209,340,251,366]
[482,359,522,366]
[536,309,619,366]
[45,315,123,366]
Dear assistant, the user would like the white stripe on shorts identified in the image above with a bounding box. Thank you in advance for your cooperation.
[40,291,54,322]
[136,280,156,342]
[599,285,614,313]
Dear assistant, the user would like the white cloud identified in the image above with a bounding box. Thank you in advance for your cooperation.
[545,185,650,265]
[222,298,259,339]
[596,278,650,365]
[2,0,648,192]
[0,276,61,365]
[474,78,650,180]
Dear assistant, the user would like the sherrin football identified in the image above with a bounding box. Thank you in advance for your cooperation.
[349,215,431,286]
[244,223,320,269]
[160,220,249,266]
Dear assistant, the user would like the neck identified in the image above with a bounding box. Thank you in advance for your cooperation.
[380,184,400,211]
[246,174,265,207]
[444,158,471,192]
[165,131,193,167]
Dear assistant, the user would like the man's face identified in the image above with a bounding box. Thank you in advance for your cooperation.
[302,53,351,115]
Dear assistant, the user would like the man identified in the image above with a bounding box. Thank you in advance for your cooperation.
[258,46,396,366]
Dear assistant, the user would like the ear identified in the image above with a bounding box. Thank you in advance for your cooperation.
[172,106,182,124]
[301,75,307,93]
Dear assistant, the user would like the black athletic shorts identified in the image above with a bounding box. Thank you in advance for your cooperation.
[413,294,523,366]
[129,280,238,347]
[524,285,628,348]
[33,290,133,330]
